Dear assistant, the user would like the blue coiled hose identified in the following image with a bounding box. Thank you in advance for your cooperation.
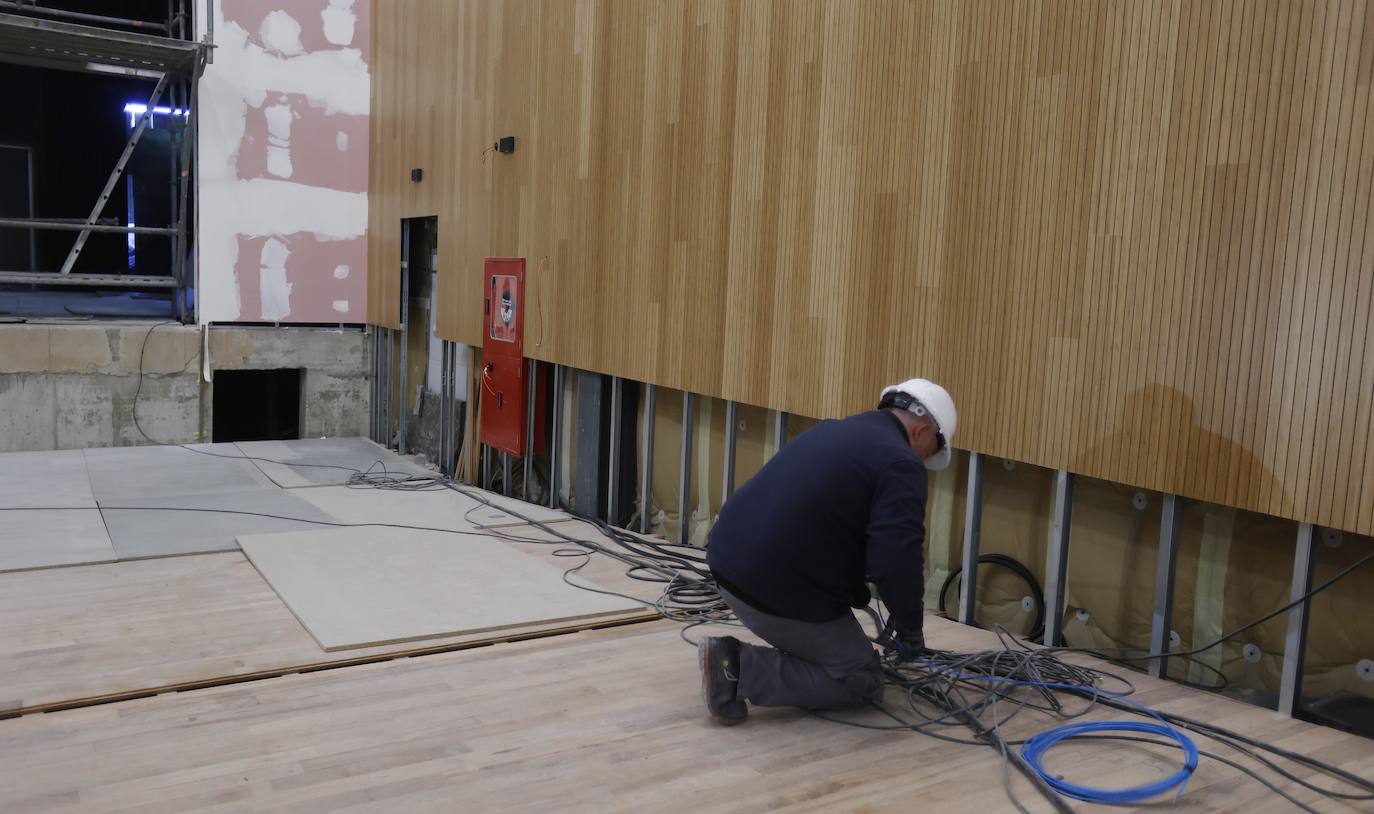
[1020,719,1200,804]
[914,663,1201,805]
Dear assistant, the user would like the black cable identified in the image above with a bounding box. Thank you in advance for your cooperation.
[1042,547,1374,666]
[937,553,1046,640]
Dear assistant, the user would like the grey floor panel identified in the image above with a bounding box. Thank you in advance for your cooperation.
[234,438,433,488]
[101,489,340,558]
[0,509,116,571]
[295,484,575,531]
[85,444,276,503]
[0,449,97,508]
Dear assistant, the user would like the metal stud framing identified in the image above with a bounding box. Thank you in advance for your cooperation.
[384,328,394,448]
[1042,469,1075,646]
[958,452,984,626]
[370,328,381,443]
[524,359,538,500]
[447,342,460,476]
[397,224,410,455]
[640,384,656,534]
[1279,522,1317,717]
[722,400,739,503]
[438,340,452,476]
[678,391,695,545]
[502,452,512,497]
[606,376,622,523]
[1148,494,1183,679]
[548,364,564,509]
[772,410,788,453]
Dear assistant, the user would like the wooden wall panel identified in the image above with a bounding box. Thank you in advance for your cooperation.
[369,0,1374,536]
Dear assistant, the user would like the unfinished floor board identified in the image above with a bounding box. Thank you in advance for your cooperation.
[239,525,641,650]
[0,544,656,716]
[1,618,1370,813]
[294,482,574,530]
[0,449,96,508]
[100,488,338,558]
[234,437,433,488]
[84,444,276,502]
[0,508,115,572]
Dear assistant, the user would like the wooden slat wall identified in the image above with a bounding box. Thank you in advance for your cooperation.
[368,0,1374,536]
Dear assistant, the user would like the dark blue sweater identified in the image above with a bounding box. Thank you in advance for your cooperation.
[706,410,928,631]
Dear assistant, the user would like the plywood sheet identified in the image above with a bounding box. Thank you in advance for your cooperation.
[294,482,571,530]
[0,537,657,716]
[0,449,96,508]
[239,525,641,650]
[0,508,115,572]
[234,437,433,488]
[100,489,338,558]
[84,444,276,502]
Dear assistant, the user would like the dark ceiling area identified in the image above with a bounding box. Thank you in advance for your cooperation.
[2,1,186,31]
[0,63,176,276]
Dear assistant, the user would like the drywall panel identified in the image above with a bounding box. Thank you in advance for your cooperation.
[101,489,337,558]
[234,437,431,487]
[371,0,1374,537]
[239,525,641,650]
[197,0,370,323]
[0,509,115,572]
[294,482,570,530]
[84,444,276,502]
[0,449,96,508]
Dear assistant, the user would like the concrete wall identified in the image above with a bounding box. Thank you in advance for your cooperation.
[0,322,370,451]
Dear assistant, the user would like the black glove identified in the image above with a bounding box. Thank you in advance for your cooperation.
[879,619,926,660]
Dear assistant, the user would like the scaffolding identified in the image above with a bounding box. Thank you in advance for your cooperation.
[0,3,213,321]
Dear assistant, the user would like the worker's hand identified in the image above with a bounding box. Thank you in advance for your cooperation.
[891,627,926,661]
[878,619,926,661]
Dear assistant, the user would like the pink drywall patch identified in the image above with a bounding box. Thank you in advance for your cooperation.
[233,233,367,322]
[224,0,369,61]
[236,92,367,191]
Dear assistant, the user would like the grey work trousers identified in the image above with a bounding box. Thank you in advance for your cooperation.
[719,585,884,711]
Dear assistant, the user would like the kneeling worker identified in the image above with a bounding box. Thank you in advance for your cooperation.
[699,378,956,724]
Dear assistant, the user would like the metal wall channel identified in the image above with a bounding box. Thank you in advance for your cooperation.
[640,384,656,534]
[375,329,383,445]
[524,359,538,500]
[397,224,410,456]
[958,452,984,626]
[438,341,451,476]
[678,392,695,545]
[384,328,394,448]
[548,365,564,509]
[722,400,738,503]
[606,376,622,522]
[375,330,384,443]
[502,452,512,497]
[447,343,459,477]
[1148,494,1183,679]
[1279,522,1317,717]
[1042,470,1075,646]
[772,410,788,452]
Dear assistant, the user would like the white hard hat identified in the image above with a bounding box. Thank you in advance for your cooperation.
[879,378,957,470]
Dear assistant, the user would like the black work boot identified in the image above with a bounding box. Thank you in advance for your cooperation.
[699,636,747,725]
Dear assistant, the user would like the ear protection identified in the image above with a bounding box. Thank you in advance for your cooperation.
[878,392,946,452]
[878,391,927,418]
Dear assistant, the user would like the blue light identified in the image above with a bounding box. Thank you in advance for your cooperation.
[123,103,189,117]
